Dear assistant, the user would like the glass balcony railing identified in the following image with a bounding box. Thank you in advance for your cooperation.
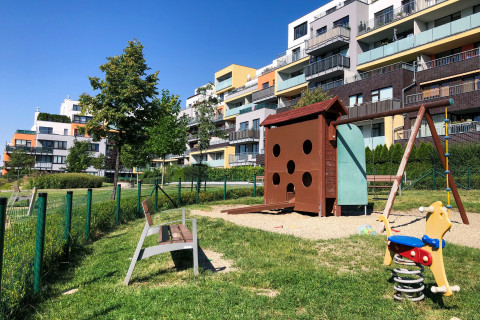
[205,159,224,167]
[304,54,350,79]
[229,152,258,165]
[238,102,277,115]
[276,49,307,68]
[277,74,306,92]
[15,129,36,135]
[225,102,255,117]
[216,78,233,92]
[364,136,385,149]
[5,145,53,154]
[358,12,480,65]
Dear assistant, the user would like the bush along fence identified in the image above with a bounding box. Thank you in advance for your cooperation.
[0,178,263,319]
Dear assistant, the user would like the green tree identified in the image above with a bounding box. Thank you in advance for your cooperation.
[120,143,153,182]
[91,154,107,173]
[66,140,92,173]
[193,83,226,172]
[147,90,187,187]
[79,39,163,199]
[293,87,332,109]
[8,148,35,180]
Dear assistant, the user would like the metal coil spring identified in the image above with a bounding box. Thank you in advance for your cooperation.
[392,254,425,301]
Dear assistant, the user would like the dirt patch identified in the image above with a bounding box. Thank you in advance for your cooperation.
[191,205,480,249]
[200,249,237,273]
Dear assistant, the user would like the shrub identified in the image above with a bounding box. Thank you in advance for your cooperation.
[28,173,103,189]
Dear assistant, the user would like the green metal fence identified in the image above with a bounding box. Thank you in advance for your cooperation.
[0,177,262,318]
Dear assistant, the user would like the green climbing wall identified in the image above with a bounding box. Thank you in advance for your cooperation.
[337,124,368,205]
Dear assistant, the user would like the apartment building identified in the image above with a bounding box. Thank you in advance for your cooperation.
[2,96,112,176]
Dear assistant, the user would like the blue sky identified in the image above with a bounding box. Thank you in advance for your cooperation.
[0,0,328,162]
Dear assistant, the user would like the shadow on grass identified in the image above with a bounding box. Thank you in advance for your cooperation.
[80,304,122,320]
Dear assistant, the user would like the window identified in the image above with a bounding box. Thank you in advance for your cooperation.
[262,82,270,89]
[326,7,336,15]
[372,123,384,137]
[72,104,81,111]
[402,0,415,15]
[88,144,100,152]
[54,141,67,150]
[292,47,301,62]
[374,6,393,27]
[39,127,53,134]
[64,129,68,135]
[73,115,92,124]
[475,4,480,14]
[333,16,349,28]
[252,143,259,154]
[294,22,307,40]
[53,156,66,164]
[253,119,260,131]
[238,144,250,154]
[349,94,363,107]
[290,69,303,78]
[36,155,52,163]
[316,26,327,36]
[240,121,249,131]
[74,129,84,137]
[219,93,224,102]
[434,11,460,27]
[371,87,393,102]
[15,139,31,147]
[213,152,224,160]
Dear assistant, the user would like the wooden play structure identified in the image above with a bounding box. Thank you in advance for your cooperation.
[379,202,460,300]
[223,96,368,216]
[124,197,198,285]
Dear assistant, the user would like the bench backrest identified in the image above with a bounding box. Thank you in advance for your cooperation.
[366,175,396,182]
[142,197,154,226]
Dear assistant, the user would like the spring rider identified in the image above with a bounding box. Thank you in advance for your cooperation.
[378,201,460,301]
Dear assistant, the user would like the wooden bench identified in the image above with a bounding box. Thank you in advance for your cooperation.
[124,197,198,285]
[366,175,397,189]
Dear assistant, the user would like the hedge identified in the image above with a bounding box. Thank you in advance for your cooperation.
[2,186,262,317]
[27,173,103,189]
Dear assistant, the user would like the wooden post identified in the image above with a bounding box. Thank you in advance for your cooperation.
[425,110,469,224]
[378,105,427,233]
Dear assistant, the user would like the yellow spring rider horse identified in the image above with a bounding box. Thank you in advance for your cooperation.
[378,201,460,296]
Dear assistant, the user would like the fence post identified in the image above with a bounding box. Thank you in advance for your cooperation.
[64,191,73,261]
[137,180,143,215]
[33,193,47,295]
[468,167,471,190]
[432,167,436,190]
[254,173,257,197]
[155,178,158,211]
[177,178,182,207]
[86,189,92,240]
[0,198,6,294]
[196,176,200,204]
[116,184,121,225]
[224,175,227,200]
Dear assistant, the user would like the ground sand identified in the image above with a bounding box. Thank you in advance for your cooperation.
[191,205,480,249]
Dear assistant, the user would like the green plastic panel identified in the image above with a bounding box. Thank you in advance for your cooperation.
[337,124,367,205]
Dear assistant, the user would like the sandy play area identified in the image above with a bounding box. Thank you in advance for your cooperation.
[191,205,480,249]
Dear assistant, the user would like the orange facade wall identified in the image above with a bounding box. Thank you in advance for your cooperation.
[257,71,275,90]
[71,123,89,137]
[11,133,36,147]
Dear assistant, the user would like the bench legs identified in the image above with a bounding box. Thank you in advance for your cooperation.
[124,223,150,285]
[192,219,198,276]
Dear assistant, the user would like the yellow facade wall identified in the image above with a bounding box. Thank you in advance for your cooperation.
[384,115,404,147]
[215,64,256,94]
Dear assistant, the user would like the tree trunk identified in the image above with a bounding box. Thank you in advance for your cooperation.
[161,157,166,188]
[111,145,121,200]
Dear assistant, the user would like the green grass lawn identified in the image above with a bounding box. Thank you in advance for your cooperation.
[27,198,480,320]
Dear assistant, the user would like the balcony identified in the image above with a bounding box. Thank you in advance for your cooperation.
[35,162,53,170]
[229,130,260,143]
[216,78,233,92]
[405,81,480,105]
[229,152,258,166]
[364,136,385,149]
[279,97,301,109]
[225,82,257,101]
[5,145,53,154]
[276,50,307,68]
[313,0,362,20]
[15,129,36,135]
[306,27,350,55]
[252,86,275,103]
[358,11,480,66]
[418,48,480,71]
[342,99,401,120]
[396,121,480,140]
[277,74,306,92]
[225,102,255,118]
[205,159,225,167]
[239,102,277,115]
[304,54,350,81]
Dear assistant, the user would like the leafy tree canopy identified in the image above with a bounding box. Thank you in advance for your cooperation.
[66,140,93,173]
[294,87,332,109]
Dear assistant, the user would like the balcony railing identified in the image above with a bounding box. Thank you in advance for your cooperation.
[304,54,350,79]
[277,74,306,92]
[418,48,480,71]
[35,162,53,169]
[15,129,36,135]
[229,130,260,142]
[239,102,277,115]
[280,97,301,109]
[313,0,363,20]
[364,136,386,149]
[405,81,480,105]
[396,121,480,140]
[204,159,224,167]
[225,82,257,100]
[306,27,350,53]
[225,102,255,117]
[344,99,401,119]
[358,0,442,36]
[358,11,480,65]
[5,145,53,154]
[252,86,275,102]
[216,78,233,91]
[276,49,307,68]
[229,152,258,165]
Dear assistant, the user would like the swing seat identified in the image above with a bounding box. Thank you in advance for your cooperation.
[388,235,424,248]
